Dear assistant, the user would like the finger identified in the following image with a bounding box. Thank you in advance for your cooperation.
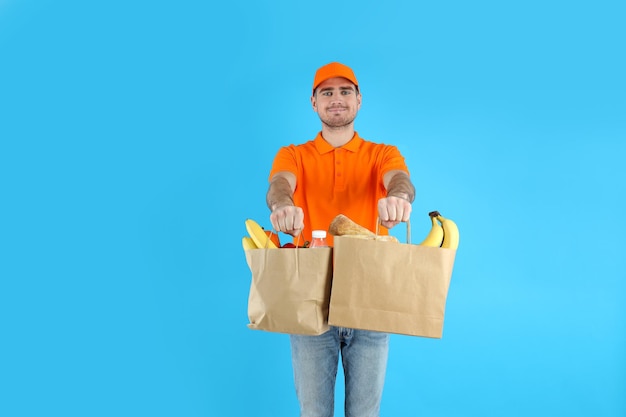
[274,216,285,233]
[377,199,389,221]
[395,200,411,222]
[284,207,303,232]
[387,204,397,222]
[284,215,294,232]
[381,220,399,229]
[289,212,304,232]
[401,204,412,222]
[269,214,278,232]
[270,211,284,232]
[387,204,399,222]
[293,217,304,232]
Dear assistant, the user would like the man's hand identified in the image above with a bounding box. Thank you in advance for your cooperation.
[266,172,303,236]
[378,196,412,229]
[270,205,305,237]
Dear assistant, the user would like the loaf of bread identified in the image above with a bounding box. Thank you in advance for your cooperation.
[373,235,399,242]
[341,234,399,242]
[340,234,375,240]
[329,214,375,237]
[329,214,398,242]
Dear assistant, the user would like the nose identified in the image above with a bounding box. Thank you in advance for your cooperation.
[330,96,345,106]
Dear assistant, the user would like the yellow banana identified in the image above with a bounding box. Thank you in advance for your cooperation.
[245,218,278,249]
[418,211,444,247]
[242,236,257,251]
[436,213,460,250]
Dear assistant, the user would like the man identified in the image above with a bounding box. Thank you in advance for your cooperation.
[266,62,415,417]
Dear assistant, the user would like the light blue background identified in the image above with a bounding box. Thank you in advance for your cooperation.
[1,1,624,416]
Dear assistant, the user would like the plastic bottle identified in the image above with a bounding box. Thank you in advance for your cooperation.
[309,230,329,248]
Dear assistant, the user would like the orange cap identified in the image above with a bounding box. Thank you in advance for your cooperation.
[312,62,359,94]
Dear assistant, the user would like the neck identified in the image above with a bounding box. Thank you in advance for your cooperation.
[320,124,355,147]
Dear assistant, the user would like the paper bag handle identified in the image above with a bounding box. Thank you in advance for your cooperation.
[376,218,411,244]
[265,228,305,248]
[264,227,305,273]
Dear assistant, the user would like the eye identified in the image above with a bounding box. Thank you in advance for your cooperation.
[341,90,352,95]
[322,91,332,96]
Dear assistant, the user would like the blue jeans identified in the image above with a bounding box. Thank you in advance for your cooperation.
[290,326,389,417]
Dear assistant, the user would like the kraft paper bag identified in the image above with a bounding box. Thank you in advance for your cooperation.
[328,231,456,338]
[244,247,333,335]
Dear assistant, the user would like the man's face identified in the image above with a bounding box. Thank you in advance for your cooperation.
[311,77,361,129]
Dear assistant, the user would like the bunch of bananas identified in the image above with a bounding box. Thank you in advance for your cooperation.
[242,218,279,250]
[418,211,460,250]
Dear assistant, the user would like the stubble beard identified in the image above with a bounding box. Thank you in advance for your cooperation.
[319,109,357,130]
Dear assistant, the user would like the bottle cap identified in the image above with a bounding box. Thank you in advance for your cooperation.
[312,230,327,239]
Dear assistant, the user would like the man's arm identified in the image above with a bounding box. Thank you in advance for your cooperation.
[378,170,415,229]
[266,171,304,236]
[266,172,296,211]
[384,170,415,203]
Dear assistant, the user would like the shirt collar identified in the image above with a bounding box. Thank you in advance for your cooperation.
[314,131,363,154]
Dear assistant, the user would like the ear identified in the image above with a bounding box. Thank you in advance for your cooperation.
[311,93,318,112]
[356,91,362,110]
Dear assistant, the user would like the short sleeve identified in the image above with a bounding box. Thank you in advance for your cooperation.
[268,145,299,182]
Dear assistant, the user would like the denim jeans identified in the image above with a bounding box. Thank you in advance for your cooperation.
[290,326,389,417]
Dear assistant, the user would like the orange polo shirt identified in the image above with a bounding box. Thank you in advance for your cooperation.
[269,131,410,246]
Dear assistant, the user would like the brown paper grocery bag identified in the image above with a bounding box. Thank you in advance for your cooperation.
[244,246,333,335]
[328,230,456,338]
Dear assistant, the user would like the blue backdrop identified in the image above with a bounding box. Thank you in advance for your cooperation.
[1,1,624,416]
